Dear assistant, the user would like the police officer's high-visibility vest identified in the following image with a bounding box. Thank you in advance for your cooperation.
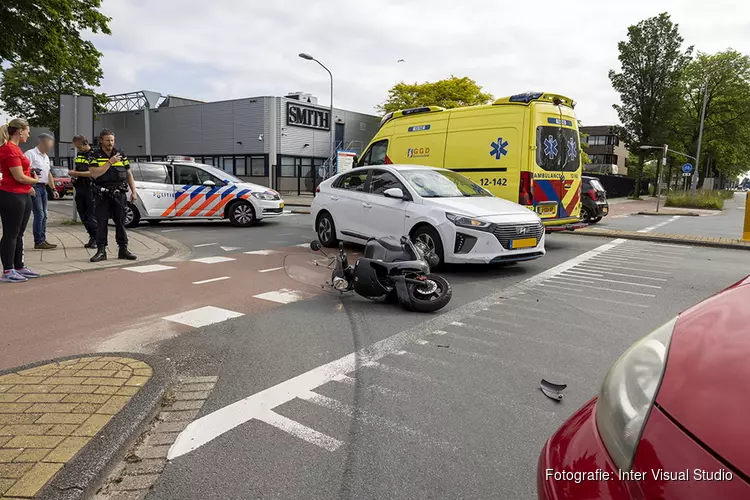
[93,148,130,188]
[73,149,97,187]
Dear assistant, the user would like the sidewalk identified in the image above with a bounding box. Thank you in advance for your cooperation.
[0,354,169,500]
[282,194,313,207]
[1,211,171,277]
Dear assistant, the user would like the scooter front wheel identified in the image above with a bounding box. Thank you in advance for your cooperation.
[406,275,452,313]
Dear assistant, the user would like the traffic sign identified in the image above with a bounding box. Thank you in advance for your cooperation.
[682,163,693,174]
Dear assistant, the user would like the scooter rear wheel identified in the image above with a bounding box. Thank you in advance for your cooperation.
[406,275,452,313]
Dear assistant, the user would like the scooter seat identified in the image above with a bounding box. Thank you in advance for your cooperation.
[364,237,412,262]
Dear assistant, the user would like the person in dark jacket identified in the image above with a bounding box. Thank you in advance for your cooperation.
[69,135,99,248]
[87,129,138,262]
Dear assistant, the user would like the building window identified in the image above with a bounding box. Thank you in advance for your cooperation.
[201,157,215,166]
[280,156,296,177]
[250,156,266,176]
[222,157,234,173]
[235,157,246,176]
[587,135,605,146]
[299,157,313,178]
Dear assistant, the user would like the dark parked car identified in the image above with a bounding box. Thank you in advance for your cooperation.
[580,176,608,224]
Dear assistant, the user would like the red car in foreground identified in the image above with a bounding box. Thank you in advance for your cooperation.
[538,275,750,499]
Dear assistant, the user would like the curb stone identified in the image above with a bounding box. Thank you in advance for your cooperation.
[291,209,311,214]
[0,353,175,500]
[636,211,700,217]
[569,229,750,251]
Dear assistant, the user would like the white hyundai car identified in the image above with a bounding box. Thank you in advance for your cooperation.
[311,165,546,265]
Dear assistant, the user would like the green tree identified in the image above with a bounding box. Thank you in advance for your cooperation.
[609,12,693,198]
[0,0,110,66]
[674,50,750,188]
[578,121,591,166]
[377,76,494,114]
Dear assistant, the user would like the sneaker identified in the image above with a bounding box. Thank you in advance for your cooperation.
[15,267,41,278]
[1,270,27,283]
[34,241,56,250]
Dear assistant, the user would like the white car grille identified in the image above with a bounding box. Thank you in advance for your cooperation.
[492,222,544,250]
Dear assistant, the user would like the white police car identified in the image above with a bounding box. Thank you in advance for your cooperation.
[124,156,284,227]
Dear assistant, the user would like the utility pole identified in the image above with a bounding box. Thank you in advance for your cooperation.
[655,144,667,212]
[691,76,710,194]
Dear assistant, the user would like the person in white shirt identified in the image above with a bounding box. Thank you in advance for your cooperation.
[25,133,58,249]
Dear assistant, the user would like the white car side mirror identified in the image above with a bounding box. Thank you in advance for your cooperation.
[203,180,216,187]
[383,187,405,200]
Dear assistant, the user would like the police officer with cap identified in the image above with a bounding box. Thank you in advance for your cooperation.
[88,128,138,262]
[68,135,98,248]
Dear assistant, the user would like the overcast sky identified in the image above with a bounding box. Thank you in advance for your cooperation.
[83,0,750,127]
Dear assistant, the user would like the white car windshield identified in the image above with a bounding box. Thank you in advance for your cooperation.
[400,169,492,198]
[196,164,243,183]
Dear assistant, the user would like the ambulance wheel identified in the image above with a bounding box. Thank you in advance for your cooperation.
[124,204,140,228]
[228,201,256,227]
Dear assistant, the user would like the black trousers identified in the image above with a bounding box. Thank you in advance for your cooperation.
[94,191,128,248]
[74,185,98,238]
[0,189,32,271]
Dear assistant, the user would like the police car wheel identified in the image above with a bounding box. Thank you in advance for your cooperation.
[124,204,141,228]
[228,201,256,227]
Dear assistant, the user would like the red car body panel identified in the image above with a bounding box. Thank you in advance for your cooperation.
[657,282,750,477]
[54,176,73,196]
[538,276,750,499]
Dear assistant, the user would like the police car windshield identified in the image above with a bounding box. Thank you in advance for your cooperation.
[401,169,491,198]
[195,164,242,183]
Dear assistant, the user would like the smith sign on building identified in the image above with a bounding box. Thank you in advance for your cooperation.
[287,103,330,130]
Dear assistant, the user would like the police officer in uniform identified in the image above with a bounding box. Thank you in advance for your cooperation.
[88,129,138,262]
[69,135,98,248]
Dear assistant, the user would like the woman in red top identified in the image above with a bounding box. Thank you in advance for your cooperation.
[0,118,43,282]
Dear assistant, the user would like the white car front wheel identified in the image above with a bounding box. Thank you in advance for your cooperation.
[411,225,444,267]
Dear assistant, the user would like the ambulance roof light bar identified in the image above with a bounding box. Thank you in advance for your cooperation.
[378,106,445,129]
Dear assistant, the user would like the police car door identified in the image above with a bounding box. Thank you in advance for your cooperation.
[132,162,175,218]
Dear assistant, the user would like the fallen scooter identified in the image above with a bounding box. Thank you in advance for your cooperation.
[309,235,452,313]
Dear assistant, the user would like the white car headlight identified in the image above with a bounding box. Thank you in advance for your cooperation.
[596,317,677,471]
[251,191,278,201]
[445,212,492,230]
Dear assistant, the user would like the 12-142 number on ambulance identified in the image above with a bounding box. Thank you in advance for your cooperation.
[479,178,507,187]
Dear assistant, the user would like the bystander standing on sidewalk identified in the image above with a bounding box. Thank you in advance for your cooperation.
[25,133,59,249]
[69,134,98,248]
[0,118,43,283]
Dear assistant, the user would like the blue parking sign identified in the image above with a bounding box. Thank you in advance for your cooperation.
[682,163,693,173]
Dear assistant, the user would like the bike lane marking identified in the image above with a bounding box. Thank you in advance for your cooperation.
[168,237,627,460]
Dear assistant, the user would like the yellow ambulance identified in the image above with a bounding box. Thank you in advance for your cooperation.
[357,92,584,230]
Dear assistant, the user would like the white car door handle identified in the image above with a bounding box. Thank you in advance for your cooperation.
[330,195,340,201]
[362,203,372,208]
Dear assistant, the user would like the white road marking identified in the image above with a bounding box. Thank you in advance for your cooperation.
[243,249,279,256]
[333,374,409,398]
[537,288,649,308]
[194,243,218,248]
[635,243,692,250]
[568,268,667,281]
[449,321,465,326]
[558,274,662,289]
[123,264,175,273]
[168,237,627,459]
[190,256,236,264]
[581,264,672,275]
[414,339,429,345]
[298,391,455,450]
[589,256,676,268]
[432,330,447,335]
[637,215,680,233]
[534,282,585,292]
[255,410,343,452]
[546,278,656,297]
[562,270,604,278]
[162,306,244,328]
[604,252,683,262]
[253,289,311,304]
[258,267,284,273]
[220,246,242,252]
[613,247,688,256]
[161,229,182,233]
[480,309,600,331]
[294,243,312,248]
[193,276,231,285]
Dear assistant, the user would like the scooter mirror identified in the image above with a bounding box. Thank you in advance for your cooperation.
[310,241,321,251]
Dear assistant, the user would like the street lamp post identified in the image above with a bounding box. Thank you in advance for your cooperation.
[691,76,710,195]
[299,53,335,180]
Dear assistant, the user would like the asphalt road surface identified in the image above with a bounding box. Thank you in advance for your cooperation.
[17,206,750,498]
